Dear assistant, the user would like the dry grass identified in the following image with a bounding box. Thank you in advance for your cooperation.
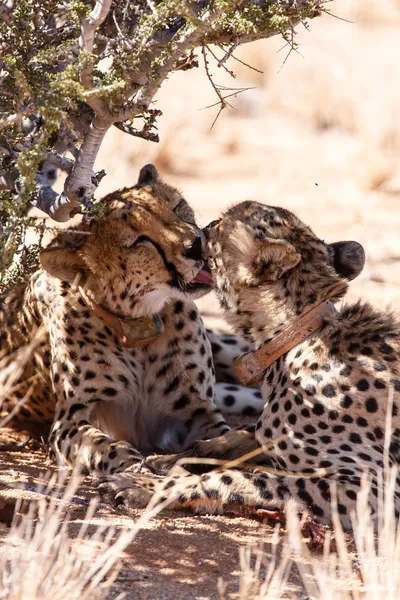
[0,340,137,600]
[0,328,45,427]
[225,531,291,600]
[228,390,400,600]
[0,471,133,600]
[223,468,400,600]
[0,465,180,600]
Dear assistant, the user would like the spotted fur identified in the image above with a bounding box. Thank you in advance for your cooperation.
[102,201,400,530]
[0,166,257,480]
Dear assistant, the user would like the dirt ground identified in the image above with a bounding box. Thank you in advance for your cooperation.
[2,0,400,598]
[0,423,307,600]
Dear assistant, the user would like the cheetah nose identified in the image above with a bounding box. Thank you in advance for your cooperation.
[183,236,204,261]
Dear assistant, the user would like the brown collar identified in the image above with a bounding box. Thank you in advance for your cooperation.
[79,288,164,348]
[232,300,338,386]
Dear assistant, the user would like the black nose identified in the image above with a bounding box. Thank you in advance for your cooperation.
[183,236,204,261]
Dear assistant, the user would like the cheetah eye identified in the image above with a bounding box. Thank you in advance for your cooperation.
[128,235,153,249]
[173,200,196,224]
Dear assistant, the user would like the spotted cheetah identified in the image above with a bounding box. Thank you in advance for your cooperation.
[101,201,400,529]
[0,165,260,481]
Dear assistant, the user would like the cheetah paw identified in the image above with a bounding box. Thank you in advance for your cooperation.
[97,470,163,509]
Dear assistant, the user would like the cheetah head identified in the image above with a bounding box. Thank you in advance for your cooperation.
[205,201,365,316]
[40,165,213,318]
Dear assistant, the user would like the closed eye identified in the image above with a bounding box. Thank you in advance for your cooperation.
[128,235,181,279]
[173,200,196,224]
[128,235,153,249]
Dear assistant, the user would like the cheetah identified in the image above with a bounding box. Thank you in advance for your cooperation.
[0,165,259,481]
[101,200,400,530]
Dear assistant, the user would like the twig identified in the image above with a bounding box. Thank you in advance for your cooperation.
[202,45,237,128]
[202,46,226,107]
[209,105,224,130]
[230,53,263,74]
[198,86,255,112]
[112,10,123,37]
[80,0,113,66]
[207,45,236,78]
[320,8,353,23]
[43,151,74,174]
[277,22,303,73]
[146,0,157,16]
[114,109,161,143]
[128,5,225,114]
[217,42,239,67]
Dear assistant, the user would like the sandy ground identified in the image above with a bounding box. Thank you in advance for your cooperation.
[0,424,307,600]
[2,0,400,597]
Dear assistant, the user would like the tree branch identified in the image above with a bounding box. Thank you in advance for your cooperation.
[0,0,326,224]
[114,109,161,143]
[79,0,113,115]
[33,3,226,220]
[63,115,112,210]
[43,151,74,174]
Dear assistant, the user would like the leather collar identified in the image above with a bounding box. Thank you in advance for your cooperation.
[232,300,338,386]
[79,288,164,348]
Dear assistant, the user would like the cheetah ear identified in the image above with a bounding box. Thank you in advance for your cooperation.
[137,164,158,186]
[328,241,365,281]
[40,246,87,285]
[253,238,301,282]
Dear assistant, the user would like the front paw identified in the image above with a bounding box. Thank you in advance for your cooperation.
[145,451,215,476]
[144,453,187,474]
[97,470,163,509]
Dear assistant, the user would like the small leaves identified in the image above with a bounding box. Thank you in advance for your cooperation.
[0,0,325,289]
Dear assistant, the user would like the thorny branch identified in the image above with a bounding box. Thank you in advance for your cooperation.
[217,42,239,68]
[114,109,162,143]
[202,45,231,129]
[202,46,258,129]
[0,0,327,229]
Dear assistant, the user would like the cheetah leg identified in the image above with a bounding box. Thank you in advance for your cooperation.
[98,468,308,516]
[98,468,165,507]
[49,410,145,476]
[98,468,362,529]
[207,329,265,416]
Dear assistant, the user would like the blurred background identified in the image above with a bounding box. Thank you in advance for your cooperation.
[60,0,400,328]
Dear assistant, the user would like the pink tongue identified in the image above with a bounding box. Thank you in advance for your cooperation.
[194,269,214,285]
